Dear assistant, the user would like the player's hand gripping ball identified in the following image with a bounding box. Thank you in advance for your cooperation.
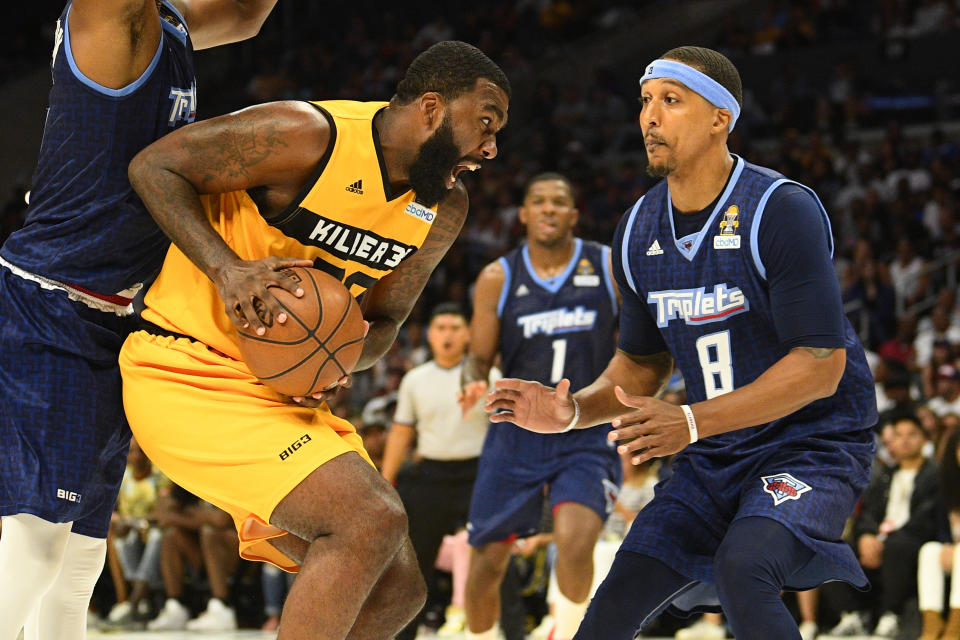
[237,267,365,397]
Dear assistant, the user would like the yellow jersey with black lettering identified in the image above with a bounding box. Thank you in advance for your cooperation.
[141,100,438,360]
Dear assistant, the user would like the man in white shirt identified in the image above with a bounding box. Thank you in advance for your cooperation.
[826,416,941,638]
[381,303,496,640]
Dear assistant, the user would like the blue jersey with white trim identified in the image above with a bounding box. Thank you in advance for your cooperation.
[618,156,877,456]
[1,2,196,294]
[497,239,618,390]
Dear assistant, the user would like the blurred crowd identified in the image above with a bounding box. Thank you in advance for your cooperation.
[2,0,960,636]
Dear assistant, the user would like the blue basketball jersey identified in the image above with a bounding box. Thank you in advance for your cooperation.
[497,238,618,389]
[618,155,878,458]
[0,1,196,295]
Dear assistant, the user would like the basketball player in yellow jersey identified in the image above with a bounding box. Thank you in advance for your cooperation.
[120,41,510,639]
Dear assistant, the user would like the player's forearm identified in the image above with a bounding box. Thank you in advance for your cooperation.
[128,157,241,282]
[574,350,673,428]
[691,347,846,439]
[353,317,399,371]
[461,353,492,387]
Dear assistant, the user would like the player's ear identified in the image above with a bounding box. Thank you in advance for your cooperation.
[518,205,529,226]
[418,92,446,131]
[712,108,731,135]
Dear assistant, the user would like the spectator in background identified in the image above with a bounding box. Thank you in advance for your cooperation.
[915,306,960,367]
[104,439,167,626]
[146,493,240,632]
[890,238,930,313]
[827,416,941,638]
[844,239,897,348]
[877,316,918,369]
[381,303,494,640]
[928,365,960,418]
[918,429,960,640]
[260,563,295,632]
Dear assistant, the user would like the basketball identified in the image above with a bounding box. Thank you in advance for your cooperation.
[236,267,365,397]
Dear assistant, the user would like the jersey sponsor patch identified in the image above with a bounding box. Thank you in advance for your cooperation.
[647,283,749,327]
[573,274,600,287]
[515,284,530,297]
[761,472,811,505]
[403,201,436,223]
[713,235,741,249]
[646,239,664,256]
[516,305,597,338]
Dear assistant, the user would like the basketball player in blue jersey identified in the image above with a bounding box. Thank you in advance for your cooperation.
[485,47,878,640]
[458,173,621,640]
[0,2,277,637]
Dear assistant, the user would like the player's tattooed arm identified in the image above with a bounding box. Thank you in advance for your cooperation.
[355,182,469,371]
[129,101,330,333]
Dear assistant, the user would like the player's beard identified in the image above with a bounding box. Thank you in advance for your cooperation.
[646,156,676,178]
[408,115,461,206]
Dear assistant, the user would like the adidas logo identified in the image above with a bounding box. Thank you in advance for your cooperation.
[646,239,664,256]
[345,179,363,194]
[515,284,530,297]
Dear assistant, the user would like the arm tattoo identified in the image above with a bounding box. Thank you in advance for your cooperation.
[797,347,837,359]
[355,184,469,370]
[181,114,289,193]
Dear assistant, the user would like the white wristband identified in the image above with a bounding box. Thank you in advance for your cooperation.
[680,404,698,444]
[560,397,580,433]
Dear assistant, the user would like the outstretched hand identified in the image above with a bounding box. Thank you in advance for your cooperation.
[484,378,577,434]
[609,386,692,465]
[213,256,314,335]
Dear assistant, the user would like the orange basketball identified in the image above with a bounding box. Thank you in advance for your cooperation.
[237,267,365,397]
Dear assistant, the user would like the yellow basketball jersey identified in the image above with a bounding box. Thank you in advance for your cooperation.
[141,100,438,360]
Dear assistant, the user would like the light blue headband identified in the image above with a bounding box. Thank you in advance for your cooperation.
[640,59,740,132]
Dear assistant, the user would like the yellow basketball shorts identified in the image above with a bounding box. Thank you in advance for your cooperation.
[119,331,373,572]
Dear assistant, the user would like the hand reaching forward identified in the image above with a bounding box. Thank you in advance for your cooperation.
[609,386,692,465]
[484,378,577,434]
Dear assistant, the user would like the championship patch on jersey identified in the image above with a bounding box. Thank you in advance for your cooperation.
[647,283,749,327]
[761,473,811,506]
[714,205,740,249]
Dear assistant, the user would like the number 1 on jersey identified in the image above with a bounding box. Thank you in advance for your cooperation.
[696,331,734,399]
[550,339,567,383]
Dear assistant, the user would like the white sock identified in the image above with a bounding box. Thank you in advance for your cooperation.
[465,625,499,640]
[951,545,960,609]
[553,587,589,640]
[0,514,72,640]
[25,531,107,640]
